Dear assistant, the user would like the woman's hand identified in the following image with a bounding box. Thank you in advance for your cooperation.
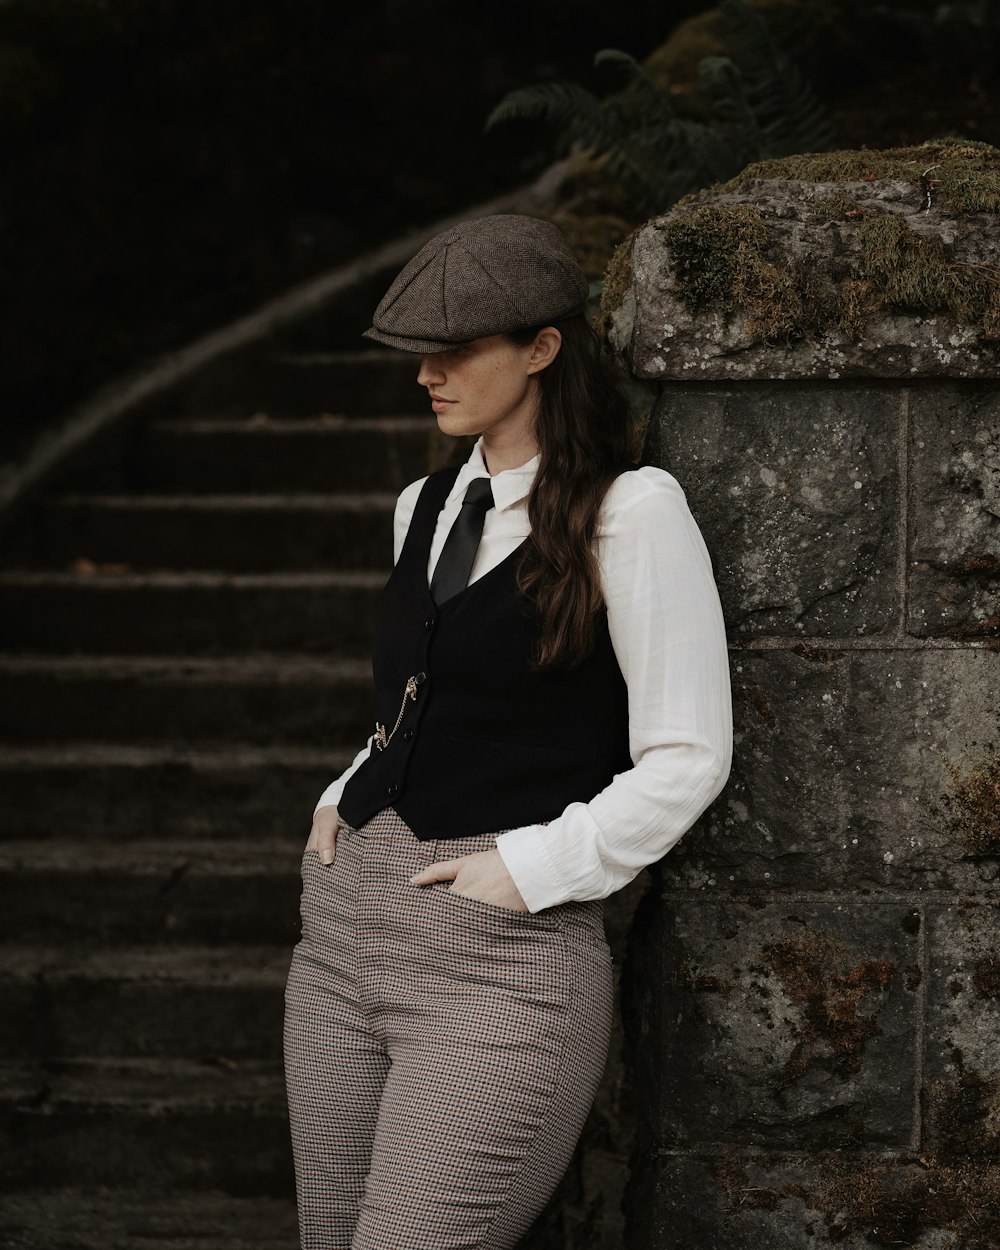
[409,848,529,912]
[307,804,340,864]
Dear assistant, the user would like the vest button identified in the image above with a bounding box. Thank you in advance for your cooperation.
[403,729,414,741]
[387,783,399,797]
[424,618,434,630]
[414,671,427,685]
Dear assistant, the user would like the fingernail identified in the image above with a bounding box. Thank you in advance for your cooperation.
[320,850,334,865]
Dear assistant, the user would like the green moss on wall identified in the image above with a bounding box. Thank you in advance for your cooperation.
[658,139,1000,344]
[720,137,1000,214]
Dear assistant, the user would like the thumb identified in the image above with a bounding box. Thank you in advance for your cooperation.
[410,860,459,885]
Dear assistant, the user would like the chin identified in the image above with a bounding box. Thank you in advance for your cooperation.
[435,412,480,437]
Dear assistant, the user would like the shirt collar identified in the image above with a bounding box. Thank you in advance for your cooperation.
[446,436,539,512]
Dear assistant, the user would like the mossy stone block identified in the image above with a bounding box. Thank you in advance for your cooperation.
[604,140,1000,380]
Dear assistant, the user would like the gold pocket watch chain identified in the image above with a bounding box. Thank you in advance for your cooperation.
[374,675,420,752]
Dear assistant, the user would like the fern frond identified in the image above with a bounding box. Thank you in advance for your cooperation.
[593,47,677,133]
[481,3,833,222]
[484,82,603,137]
[718,0,833,156]
[484,80,634,165]
[697,56,763,173]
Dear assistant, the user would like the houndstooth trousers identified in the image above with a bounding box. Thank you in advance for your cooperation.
[282,805,615,1250]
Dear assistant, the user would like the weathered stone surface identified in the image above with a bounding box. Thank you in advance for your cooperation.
[660,647,1000,892]
[909,386,1000,639]
[612,141,1000,1249]
[605,167,1000,381]
[625,1149,999,1249]
[645,382,900,638]
[924,904,1000,1158]
[628,899,916,1151]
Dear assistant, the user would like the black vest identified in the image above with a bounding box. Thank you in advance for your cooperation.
[337,465,634,839]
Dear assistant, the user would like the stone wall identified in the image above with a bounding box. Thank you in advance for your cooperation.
[604,146,1000,1248]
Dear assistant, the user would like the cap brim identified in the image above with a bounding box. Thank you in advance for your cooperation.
[361,325,460,353]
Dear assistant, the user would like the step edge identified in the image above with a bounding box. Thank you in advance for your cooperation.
[45,493,400,510]
[0,742,356,768]
[0,653,374,679]
[0,569,388,587]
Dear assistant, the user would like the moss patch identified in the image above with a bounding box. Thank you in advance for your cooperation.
[762,928,895,1081]
[658,202,845,343]
[721,1147,1000,1249]
[941,752,1000,856]
[719,138,1000,215]
[930,1068,1000,1157]
[658,141,1000,345]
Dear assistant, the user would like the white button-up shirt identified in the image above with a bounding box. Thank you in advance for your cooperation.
[314,436,734,912]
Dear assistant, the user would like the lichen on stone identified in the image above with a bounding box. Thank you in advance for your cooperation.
[941,752,1000,856]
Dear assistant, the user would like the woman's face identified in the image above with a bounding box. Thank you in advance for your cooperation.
[415,330,560,449]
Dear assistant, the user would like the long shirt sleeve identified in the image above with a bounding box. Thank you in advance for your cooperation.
[492,468,733,911]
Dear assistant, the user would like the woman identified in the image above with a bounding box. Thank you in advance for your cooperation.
[283,212,732,1250]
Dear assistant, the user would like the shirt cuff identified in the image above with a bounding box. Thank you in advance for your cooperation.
[313,779,346,818]
[494,824,574,913]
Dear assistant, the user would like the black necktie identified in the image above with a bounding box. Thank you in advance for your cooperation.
[429,477,495,605]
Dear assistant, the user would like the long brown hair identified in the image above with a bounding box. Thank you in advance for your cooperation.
[506,312,634,670]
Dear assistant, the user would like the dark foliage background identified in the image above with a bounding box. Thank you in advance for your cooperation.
[0,0,997,457]
[0,0,684,454]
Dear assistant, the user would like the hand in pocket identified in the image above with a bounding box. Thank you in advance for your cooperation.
[306,804,341,865]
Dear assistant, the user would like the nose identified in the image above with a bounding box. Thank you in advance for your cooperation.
[417,355,445,388]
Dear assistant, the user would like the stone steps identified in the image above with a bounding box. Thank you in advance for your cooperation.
[0,740,352,840]
[0,571,382,653]
[0,1058,292,1194]
[0,842,305,946]
[0,655,374,744]
[134,415,444,493]
[221,349,422,419]
[0,344,420,1229]
[0,742,352,840]
[13,493,396,571]
[0,1187,297,1250]
[3,945,293,1060]
[153,349,424,422]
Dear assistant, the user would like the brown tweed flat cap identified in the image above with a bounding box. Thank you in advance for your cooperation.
[361,213,590,353]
